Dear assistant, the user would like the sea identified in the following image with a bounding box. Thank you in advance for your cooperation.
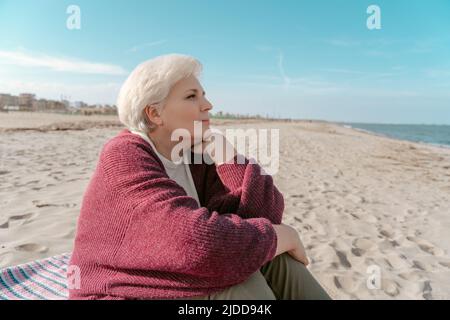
[338,122,450,149]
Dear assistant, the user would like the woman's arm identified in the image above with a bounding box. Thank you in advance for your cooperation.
[99,138,278,287]
[199,131,284,225]
[273,223,309,265]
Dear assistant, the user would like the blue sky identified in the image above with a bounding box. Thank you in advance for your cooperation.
[0,0,449,124]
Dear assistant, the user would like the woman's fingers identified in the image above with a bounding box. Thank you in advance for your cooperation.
[298,251,309,266]
[288,237,310,266]
[288,249,306,265]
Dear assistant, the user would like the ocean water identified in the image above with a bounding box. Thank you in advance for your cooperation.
[340,122,450,148]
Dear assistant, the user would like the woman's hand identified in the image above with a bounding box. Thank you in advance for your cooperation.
[273,223,309,266]
[287,231,310,266]
[194,128,237,165]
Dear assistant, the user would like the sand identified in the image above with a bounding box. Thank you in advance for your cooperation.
[1,111,450,299]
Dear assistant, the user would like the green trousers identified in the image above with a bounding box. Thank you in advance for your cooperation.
[183,252,332,300]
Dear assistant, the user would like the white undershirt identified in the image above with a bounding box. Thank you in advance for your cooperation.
[131,130,200,206]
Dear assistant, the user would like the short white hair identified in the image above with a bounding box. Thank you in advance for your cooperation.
[117,53,203,132]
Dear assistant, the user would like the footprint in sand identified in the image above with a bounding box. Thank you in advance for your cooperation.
[417,243,445,256]
[381,254,415,275]
[335,250,352,268]
[378,223,396,239]
[9,213,35,221]
[351,248,365,257]
[25,180,40,185]
[406,236,445,256]
[412,260,430,272]
[350,213,360,220]
[378,239,400,251]
[15,243,49,253]
[294,216,302,223]
[382,279,400,297]
[333,275,358,292]
[438,261,450,269]
[398,271,422,281]
[32,200,57,208]
[0,213,36,228]
[352,238,375,256]
[379,229,396,239]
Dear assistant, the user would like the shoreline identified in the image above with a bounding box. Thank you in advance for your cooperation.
[335,122,450,151]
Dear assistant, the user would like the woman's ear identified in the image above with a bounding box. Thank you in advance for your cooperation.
[145,104,163,126]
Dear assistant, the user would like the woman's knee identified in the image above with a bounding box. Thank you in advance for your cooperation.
[262,252,332,300]
[210,271,276,300]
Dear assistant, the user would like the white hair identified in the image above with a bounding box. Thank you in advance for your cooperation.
[117,53,203,132]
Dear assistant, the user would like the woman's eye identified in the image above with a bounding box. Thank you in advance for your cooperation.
[187,95,196,100]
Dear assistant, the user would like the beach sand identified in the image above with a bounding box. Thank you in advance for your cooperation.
[1,111,449,299]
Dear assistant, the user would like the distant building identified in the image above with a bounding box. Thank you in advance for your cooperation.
[0,92,115,115]
[18,93,36,111]
[3,105,20,111]
[32,99,44,111]
[78,104,117,116]
[0,93,19,109]
[46,100,66,111]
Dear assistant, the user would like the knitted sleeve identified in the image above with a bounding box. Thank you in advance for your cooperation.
[202,154,284,225]
[99,139,278,287]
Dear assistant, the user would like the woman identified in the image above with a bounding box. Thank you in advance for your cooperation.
[68,54,331,300]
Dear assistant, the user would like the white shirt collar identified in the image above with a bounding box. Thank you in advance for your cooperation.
[130,130,190,169]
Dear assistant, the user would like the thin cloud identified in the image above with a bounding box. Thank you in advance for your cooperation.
[0,50,127,75]
[256,46,291,87]
[254,45,336,91]
[277,50,291,88]
[127,40,167,53]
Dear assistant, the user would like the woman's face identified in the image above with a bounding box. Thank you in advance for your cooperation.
[159,75,212,144]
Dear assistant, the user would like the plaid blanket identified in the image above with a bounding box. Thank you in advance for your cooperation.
[0,252,71,300]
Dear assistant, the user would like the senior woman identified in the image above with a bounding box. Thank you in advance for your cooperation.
[68,54,331,300]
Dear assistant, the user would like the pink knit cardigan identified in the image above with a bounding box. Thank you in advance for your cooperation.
[68,128,284,299]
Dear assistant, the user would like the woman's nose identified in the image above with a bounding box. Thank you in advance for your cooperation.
[201,98,213,111]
